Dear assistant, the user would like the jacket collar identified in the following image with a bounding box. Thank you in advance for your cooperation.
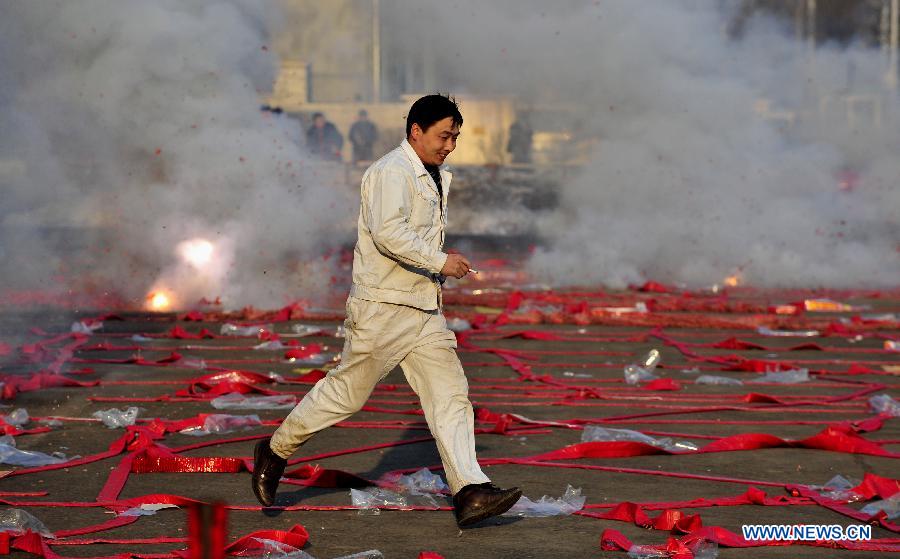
[400,138,451,178]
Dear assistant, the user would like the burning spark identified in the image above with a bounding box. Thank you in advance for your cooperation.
[724,274,742,287]
[177,238,214,269]
[147,291,172,311]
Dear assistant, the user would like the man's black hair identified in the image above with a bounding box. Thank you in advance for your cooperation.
[405,94,463,137]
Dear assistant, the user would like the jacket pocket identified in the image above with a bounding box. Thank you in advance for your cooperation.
[411,181,440,228]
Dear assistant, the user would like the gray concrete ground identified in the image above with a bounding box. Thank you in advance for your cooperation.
[0,292,898,558]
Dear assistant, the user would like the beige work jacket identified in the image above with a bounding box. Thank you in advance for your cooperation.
[348,139,450,310]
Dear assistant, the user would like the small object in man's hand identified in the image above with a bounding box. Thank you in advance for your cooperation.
[467,268,480,274]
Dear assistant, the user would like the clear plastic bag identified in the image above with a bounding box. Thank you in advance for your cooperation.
[378,467,449,508]
[394,467,448,495]
[0,508,54,538]
[92,407,141,428]
[284,351,330,366]
[582,426,697,452]
[503,485,585,517]
[446,317,472,332]
[2,408,29,426]
[71,320,102,335]
[350,487,408,515]
[119,503,179,517]
[691,541,719,559]
[860,494,900,520]
[233,537,316,559]
[182,359,208,370]
[582,426,658,445]
[289,324,324,337]
[254,340,286,351]
[220,323,274,337]
[869,394,900,417]
[695,375,743,386]
[808,474,862,503]
[333,551,384,559]
[179,414,262,436]
[0,443,70,466]
[210,393,297,410]
[756,326,819,337]
[626,546,667,559]
[623,349,660,384]
[748,369,809,384]
[628,541,717,559]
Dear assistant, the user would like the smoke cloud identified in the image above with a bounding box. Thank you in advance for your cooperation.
[1,0,897,312]
[385,0,899,288]
[0,0,355,309]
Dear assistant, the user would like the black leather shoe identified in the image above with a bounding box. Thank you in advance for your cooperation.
[453,482,522,527]
[252,438,287,506]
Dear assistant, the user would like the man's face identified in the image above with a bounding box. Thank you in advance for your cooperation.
[313,116,325,128]
[409,117,460,166]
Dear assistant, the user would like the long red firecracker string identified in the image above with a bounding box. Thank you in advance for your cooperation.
[188,502,227,559]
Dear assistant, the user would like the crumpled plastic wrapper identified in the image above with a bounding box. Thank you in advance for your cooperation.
[503,485,586,517]
[695,375,743,386]
[0,442,72,467]
[220,323,274,337]
[0,508,55,538]
[92,406,141,428]
[1,408,29,427]
[233,537,383,559]
[623,349,661,384]
[860,494,900,520]
[749,369,809,384]
[377,467,449,508]
[446,317,471,332]
[350,487,408,515]
[869,394,900,417]
[71,320,103,335]
[581,425,698,452]
[628,541,717,559]
[179,414,262,436]
[210,393,297,410]
[119,503,179,517]
[289,324,325,337]
[756,326,818,337]
[806,474,862,503]
[233,537,316,559]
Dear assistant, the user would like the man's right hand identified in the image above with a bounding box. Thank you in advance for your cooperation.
[441,253,472,279]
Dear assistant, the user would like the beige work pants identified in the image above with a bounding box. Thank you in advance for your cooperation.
[270,296,491,494]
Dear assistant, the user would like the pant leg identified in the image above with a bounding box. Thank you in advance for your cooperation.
[398,311,491,494]
[270,297,417,458]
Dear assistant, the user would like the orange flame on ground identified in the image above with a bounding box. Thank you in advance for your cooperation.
[147,291,172,311]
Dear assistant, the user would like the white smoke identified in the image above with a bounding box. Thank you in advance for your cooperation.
[0,0,355,309]
[2,1,897,309]
[384,0,899,288]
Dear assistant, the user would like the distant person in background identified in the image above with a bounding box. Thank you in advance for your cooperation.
[507,114,533,164]
[349,109,378,164]
[306,112,343,161]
